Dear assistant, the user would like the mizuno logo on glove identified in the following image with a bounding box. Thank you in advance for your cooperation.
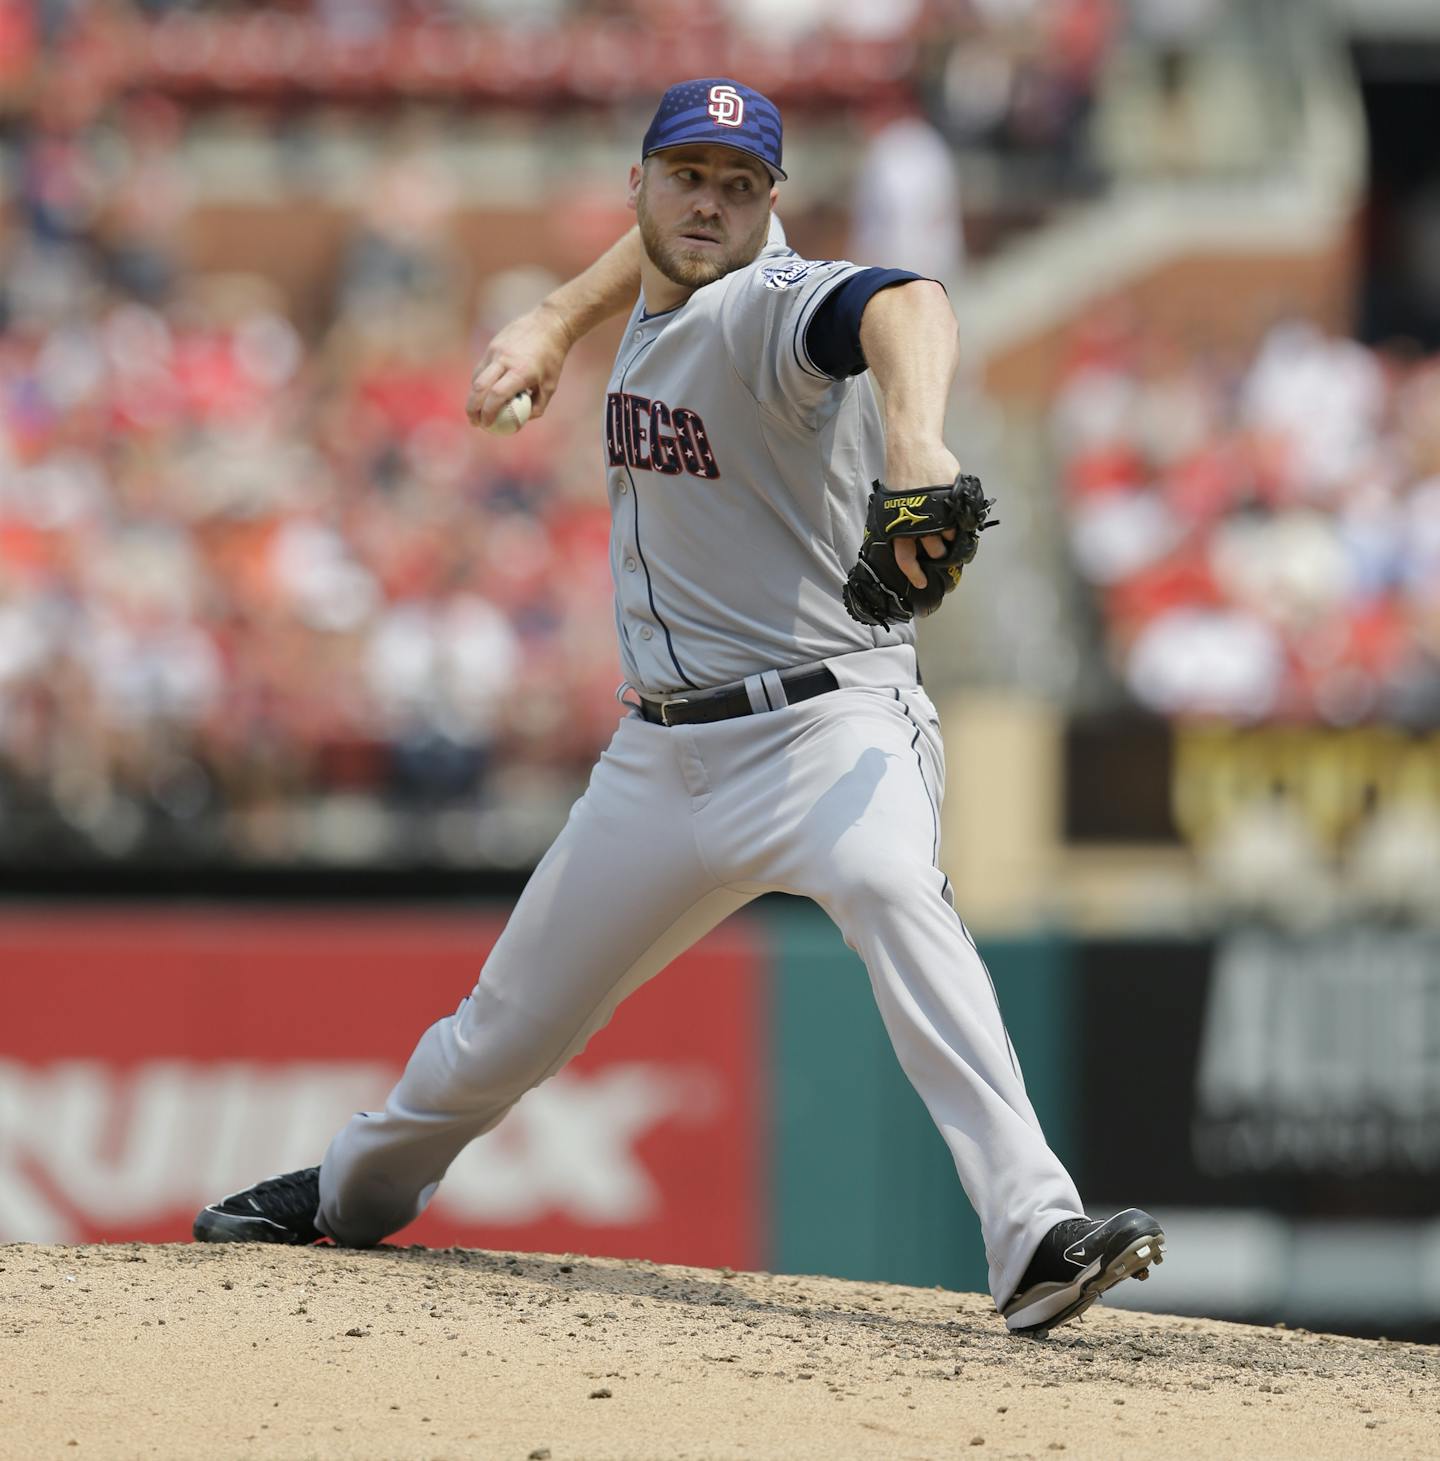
[884,505,929,532]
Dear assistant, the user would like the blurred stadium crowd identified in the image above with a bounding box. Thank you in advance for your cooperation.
[0,84,624,864]
[0,0,1135,865]
[1056,313,1440,727]
[6,0,1433,868]
[3,0,1120,169]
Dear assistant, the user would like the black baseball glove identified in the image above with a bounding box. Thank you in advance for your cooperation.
[841,473,998,628]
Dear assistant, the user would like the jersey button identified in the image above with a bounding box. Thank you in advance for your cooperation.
[639,626,654,640]
[632,331,643,342]
[624,557,637,572]
[618,482,629,495]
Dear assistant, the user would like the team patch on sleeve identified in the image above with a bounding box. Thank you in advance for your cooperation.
[761,260,833,292]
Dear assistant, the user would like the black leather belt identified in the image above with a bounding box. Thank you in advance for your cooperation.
[638,665,840,727]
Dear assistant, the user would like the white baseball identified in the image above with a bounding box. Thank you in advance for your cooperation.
[487,390,533,436]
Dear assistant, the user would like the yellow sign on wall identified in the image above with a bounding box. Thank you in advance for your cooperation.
[1172,724,1440,850]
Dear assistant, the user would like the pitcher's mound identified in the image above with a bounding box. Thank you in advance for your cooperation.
[3,1243,1437,1460]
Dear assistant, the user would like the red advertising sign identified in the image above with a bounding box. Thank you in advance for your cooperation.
[0,909,766,1268]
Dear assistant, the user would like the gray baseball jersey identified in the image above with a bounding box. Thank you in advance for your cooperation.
[605,221,914,695]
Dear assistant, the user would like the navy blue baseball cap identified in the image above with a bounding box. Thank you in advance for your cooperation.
[641,78,786,182]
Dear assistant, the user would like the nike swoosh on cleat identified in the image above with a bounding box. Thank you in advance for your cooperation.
[1061,1228,1105,1267]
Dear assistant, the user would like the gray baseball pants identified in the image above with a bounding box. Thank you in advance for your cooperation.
[316,646,1083,1306]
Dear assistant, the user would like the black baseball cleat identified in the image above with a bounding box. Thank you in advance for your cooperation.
[193,1167,325,1245]
[1003,1208,1165,1337]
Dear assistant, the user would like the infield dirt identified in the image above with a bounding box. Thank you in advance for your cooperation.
[3,1243,1438,1461]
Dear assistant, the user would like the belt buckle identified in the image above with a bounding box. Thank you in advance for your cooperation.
[659,697,689,727]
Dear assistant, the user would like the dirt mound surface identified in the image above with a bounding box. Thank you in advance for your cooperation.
[3,1243,1437,1460]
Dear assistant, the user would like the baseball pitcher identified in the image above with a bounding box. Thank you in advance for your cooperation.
[195,78,1164,1338]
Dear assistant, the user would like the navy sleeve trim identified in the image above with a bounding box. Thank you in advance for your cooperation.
[804,268,929,380]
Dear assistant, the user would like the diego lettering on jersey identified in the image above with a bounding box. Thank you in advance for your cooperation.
[606,393,721,480]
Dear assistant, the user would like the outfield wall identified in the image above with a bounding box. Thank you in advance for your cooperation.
[3,903,1436,1339]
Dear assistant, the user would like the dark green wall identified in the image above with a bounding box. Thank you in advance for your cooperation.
[764,898,1075,1296]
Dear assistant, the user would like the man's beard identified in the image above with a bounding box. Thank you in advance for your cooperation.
[636,185,769,290]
